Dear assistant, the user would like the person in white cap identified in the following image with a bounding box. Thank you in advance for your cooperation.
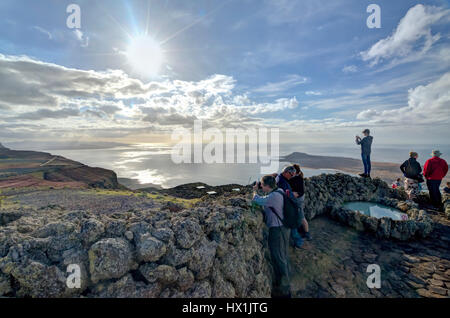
[423,150,448,210]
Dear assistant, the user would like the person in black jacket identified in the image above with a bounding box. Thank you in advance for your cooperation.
[288,164,312,240]
[400,151,423,200]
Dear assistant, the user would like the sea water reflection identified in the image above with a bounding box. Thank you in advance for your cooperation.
[44,145,346,189]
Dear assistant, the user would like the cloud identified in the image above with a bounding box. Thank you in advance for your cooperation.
[361,4,450,65]
[11,108,80,121]
[143,112,198,126]
[139,106,199,127]
[253,74,308,93]
[305,91,322,96]
[240,97,299,114]
[0,54,169,108]
[32,26,52,40]
[342,65,358,73]
[98,105,122,115]
[73,29,89,47]
[356,72,450,125]
[0,54,302,141]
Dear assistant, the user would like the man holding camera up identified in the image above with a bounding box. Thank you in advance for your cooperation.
[252,175,291,298]
[356,129,373,178]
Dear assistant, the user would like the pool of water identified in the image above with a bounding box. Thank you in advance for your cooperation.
[343,201,408,221]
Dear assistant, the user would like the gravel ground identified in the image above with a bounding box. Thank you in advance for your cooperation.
[1,188,162,215]
[290,212,450,298]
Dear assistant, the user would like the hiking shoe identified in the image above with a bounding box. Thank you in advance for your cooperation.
[304,232,312,241]
[294,241,304,249]
[359,173,367,177]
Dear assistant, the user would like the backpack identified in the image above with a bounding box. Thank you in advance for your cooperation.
[268,189,302,229]
[405,159,416,178]
[405,159,424,182]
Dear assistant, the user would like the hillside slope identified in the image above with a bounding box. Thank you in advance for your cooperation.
[0,146,120,189]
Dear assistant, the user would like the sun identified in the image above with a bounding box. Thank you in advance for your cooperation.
[126,35,164,77]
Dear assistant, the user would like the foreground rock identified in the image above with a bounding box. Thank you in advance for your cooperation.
[0,194,271,298]
[443,193,450,220]
[0,173,445,298]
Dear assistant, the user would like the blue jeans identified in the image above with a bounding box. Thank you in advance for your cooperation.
[290,198,305,247]
[361,154,371,175]
[290,228,304,247]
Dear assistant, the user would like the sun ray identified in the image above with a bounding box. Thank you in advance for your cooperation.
[145,0,151,36]
[159,0,233,46]
[94,0,133,40]
[163,47,210,54]
[123,0,140,36]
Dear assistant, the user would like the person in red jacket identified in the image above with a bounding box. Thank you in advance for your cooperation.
[423,150,448,209]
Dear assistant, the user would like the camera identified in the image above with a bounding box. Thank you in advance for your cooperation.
[251,181,262,189]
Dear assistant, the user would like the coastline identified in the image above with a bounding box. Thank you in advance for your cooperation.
[1,145,448,191]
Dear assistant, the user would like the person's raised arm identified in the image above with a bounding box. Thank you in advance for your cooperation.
[252,191,271,207]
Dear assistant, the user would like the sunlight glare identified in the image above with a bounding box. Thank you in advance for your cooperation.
[126,35,164,76]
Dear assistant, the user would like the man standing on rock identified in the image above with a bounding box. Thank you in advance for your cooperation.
[356,129,373,178]
[252,175,291,298]
[423,150,448,210]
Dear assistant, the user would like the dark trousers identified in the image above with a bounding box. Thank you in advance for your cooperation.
[290,197,306,246]
[427,179,442,208]
[361,154,371,175]
[268,226,291,297]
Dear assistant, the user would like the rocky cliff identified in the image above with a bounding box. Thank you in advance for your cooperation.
[0,174,439,298]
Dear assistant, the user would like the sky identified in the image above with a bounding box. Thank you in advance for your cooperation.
[0,0,449,150]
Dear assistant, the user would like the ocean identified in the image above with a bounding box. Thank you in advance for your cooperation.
[39,143,450,189]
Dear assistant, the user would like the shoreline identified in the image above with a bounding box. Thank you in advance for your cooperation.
[1,146,448,191]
